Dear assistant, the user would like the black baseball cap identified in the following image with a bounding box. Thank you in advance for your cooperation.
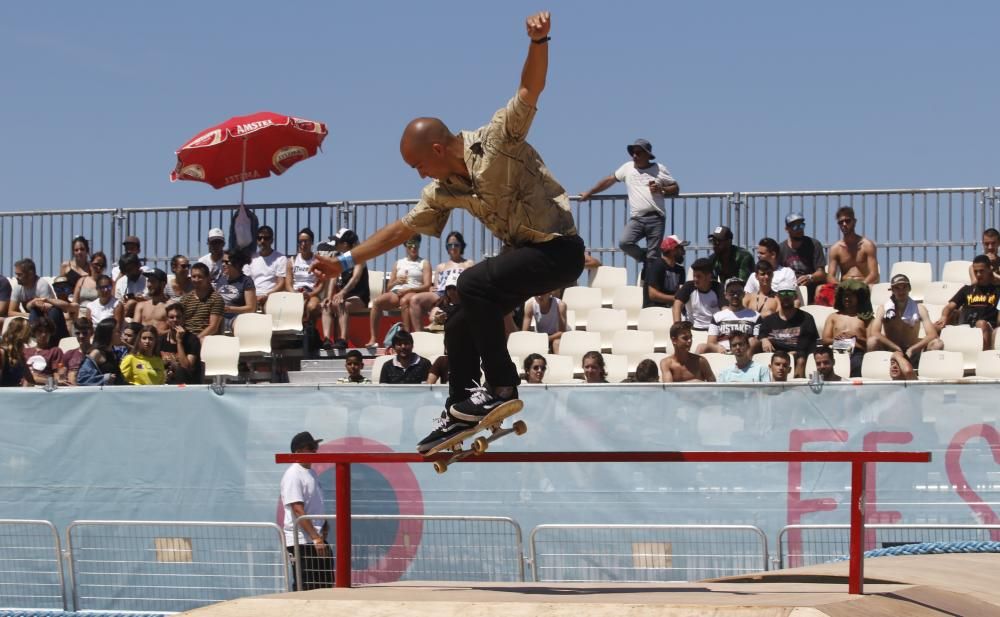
[290,431,323,452]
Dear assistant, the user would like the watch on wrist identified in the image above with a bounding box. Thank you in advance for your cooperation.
[532,36,551,44]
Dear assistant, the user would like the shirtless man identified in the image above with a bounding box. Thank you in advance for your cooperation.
[827,206,880,285]
[821,280,872,377]
[743,261,780,317]
[133,269,171,333]
[867,273,942,363]
[660,321,716,383]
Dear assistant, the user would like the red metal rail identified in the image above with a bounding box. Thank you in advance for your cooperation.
[275,450,931,595]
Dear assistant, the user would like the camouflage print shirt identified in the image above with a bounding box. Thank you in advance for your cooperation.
[402,93,578,248]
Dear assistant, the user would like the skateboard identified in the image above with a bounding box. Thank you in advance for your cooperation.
[425,400,527,474]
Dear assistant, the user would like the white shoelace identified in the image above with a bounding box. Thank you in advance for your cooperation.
[465,383,494,406]
[430,414,450,430]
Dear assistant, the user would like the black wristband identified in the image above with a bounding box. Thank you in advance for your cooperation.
[532,36,551,44]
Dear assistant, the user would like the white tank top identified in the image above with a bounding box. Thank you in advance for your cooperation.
[532,297,562,335]
[292,253,317,291]
[391,257,427,292]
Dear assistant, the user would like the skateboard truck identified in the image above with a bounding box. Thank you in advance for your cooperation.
[432,419,528,474]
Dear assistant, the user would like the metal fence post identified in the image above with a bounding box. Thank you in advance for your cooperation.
[113,208,127,253]
[729,192,744,248]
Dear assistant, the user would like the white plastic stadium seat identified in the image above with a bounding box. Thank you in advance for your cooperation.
[367,270,386,307]
[411,331,445,361]
[611,329,655,369]
[701,353,733,380]
[541,353,576,384]
[922,281,962,307]
[690,329,709,351]
[637,307,674,352]
[973,350,1000,379]
[800,305,836,333]
[921,303,944,327]
[561,287,603,329]
[507,331,549,359]
[202,335,241,378]
[233,313,273,354]
[917,350,964,381]
[589,266,628,305]
[890,261,933,302]
[869,283,891,306]
[565,309,577,331]
[58,336,80,353]
[584,308,627,350]
[752,352,773,367]
[370,354,393,382]
[940,325,982,371]
[805,353,851,380]
[602,353,629,383]
[265,292,304,333]
[860,350,893,380]
[940,260,973,284]
[611,286,644,326]
[558,330,602,366]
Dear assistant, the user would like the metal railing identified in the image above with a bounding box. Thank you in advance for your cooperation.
[3,186,997,284]
[66,520,288,613]
[528,524,768,583]
[0,519,65,611]
[276,449,932,595]
[292,514,524,590]
[777,524,1000,569]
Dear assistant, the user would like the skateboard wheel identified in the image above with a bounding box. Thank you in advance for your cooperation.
[433,461,448,474]
[472,436,489,454]
[513,420,528,435]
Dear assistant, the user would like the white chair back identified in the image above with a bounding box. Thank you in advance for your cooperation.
[611,286,644,325]
[940,260,972,284]
[368,270,386,306]
[57,336,80,353]
[601,353,629,383]
[507,331,549,358]
[860,350,893,380]
[584,308,628,350]
[558,330,602,366]
[369,354,394,382]
[637,307,674,352]
[541,353,576,384]
[411,331,445,361]
[922,281,962,306]
[918,350,965,380]
[589,266,628,305]
[869,283,891,306]
[805,351,852,380]
[800,305,836,333]
[890,261,933,302]
[233,313,273,354]
[940,325,982,370]
[611,329,655,368]
[701,352,733,379]
[974,349,1000,379]
[265,292,304,332]
[561,287,603,328]
[202,335,241,378]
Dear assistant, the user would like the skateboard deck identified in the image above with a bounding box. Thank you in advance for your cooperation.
[424,399,527,474]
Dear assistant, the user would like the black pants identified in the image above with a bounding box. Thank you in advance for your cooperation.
[445,234,585,407]
[287,544,334,590]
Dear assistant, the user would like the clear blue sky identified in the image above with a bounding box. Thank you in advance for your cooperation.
[1,1,997,214]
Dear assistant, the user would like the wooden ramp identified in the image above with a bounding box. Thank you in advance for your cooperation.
[182,553,1000,617]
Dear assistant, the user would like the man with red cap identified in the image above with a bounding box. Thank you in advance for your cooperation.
[645,234,688,309]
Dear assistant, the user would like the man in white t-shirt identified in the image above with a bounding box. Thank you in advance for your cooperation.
[198,227,227,290]
[244,225,287,308]
[11,257,70,340]
[280,431,333,590]
[579,138,679,274]
[672,258,722,331]
[701,277,761,353]
[745,237,797,295]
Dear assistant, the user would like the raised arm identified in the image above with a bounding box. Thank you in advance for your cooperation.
[579,175,618,201]
[311,220,413,284]
[518,11,551,108]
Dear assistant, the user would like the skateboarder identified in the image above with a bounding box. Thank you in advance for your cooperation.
[311,12,585,453]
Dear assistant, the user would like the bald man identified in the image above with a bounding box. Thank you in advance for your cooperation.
[312,12,584,453]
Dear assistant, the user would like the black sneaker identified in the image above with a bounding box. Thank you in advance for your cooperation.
[332,338,348,350]
[416,413,474,454]
[449,385,519,423]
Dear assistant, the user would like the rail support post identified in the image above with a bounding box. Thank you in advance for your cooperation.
[335,462,352,588]
[848,461,867,594]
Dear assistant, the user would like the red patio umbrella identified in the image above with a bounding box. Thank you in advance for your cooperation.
[170,111,328,193]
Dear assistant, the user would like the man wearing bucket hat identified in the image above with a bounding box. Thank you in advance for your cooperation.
[579,138,679,276]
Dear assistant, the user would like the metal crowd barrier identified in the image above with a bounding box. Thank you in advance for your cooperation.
[528,524,768,583]
[777,523,1000,569]
[292,514,525,590]
[4,186,997,283]
[65,520,288,613]
[0,519,65,611]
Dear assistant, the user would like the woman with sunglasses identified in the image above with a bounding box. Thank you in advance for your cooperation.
[521,353,547,384]
[60,236,91,295]
[166,254,194,300]
[365,235,431,347]
[72,251,108,306]
[82,274,123,328]
[406,231,474,333]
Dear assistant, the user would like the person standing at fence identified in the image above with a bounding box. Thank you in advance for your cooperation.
[311,11,585,453]
[779,213,827,303]
[280,431,333,590]
[579,139,679,279]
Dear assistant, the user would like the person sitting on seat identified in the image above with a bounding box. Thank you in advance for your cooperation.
[889,351,917,381]
[23,316,67,386]
[660,321,715,382]
[159,303,201,385]
[820,280,873,377]
[701,277,760,354]
[320,228,370,350]
[867,273,942,366]
[407,231,474,333]
[812,346,842,382]
[758,278,820,378]
[743,260,781,317]
[673,258,722,331]
[76,317,124,386]
[716,331,769,382]
[367,235,431,347]
[769,350,791,382]
[633,358,660,382]
[120,325,166,385]
[336,349,372,384]
[378,329,431,384]
[0,317,32,387]
[936,255,1000,350]
[582,350,609,383]
[521,290,567,353]
[521,353,547,384]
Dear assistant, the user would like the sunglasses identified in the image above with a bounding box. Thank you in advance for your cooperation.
[222,260,231,265]
[98,285,113,291]
[91,262,106,268]
[777,290,798,296]
[446,243,461,249]
[404,243,419,248]
[257,235,272,241]
[530,365,547,371]
[789,223,805,230]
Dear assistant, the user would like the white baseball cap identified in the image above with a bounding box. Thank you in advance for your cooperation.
[208,228,225,241]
